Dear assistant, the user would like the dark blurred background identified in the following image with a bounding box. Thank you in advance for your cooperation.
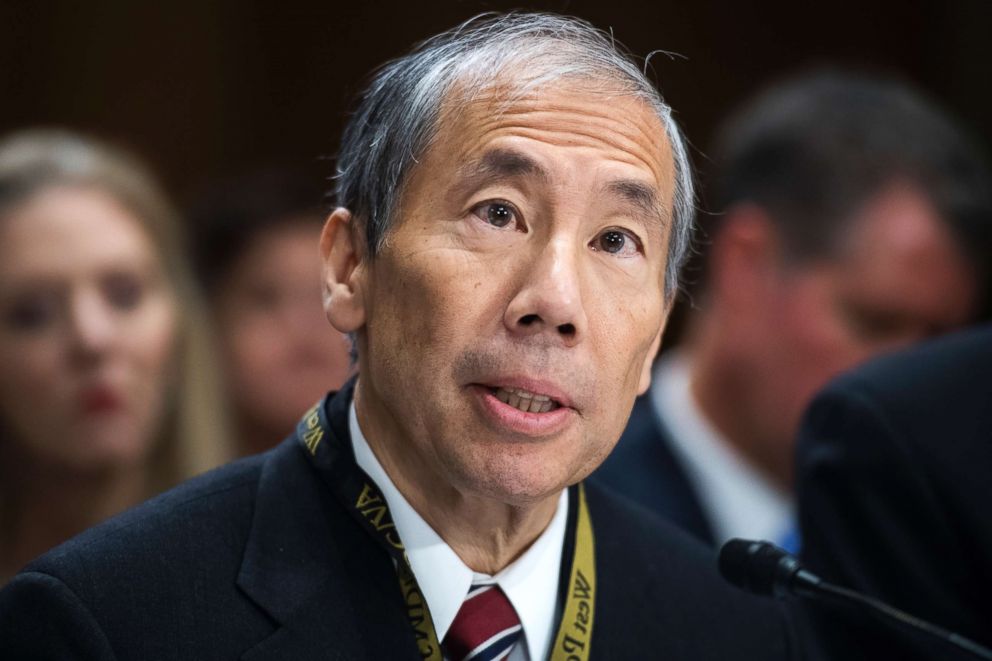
[2,0,989,211]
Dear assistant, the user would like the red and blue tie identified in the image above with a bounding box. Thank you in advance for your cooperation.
[442,583,522,661]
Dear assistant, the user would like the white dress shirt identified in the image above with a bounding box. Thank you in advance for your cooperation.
[350,403,568,661]
[651,351,795,547]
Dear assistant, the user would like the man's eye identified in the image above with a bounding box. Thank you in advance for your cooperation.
[472,201,519,229]
[592,229,640,257]
[838,300,916,343]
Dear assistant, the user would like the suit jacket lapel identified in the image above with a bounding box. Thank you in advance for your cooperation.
[237,387,421,660]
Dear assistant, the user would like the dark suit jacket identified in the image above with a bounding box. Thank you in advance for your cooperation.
[0,386,802,660]
[797,324,992,661]
[592,393,715,545]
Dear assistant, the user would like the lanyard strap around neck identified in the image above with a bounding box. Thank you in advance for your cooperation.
[297,393,596,660]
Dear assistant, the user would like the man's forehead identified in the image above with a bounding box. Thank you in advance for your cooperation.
[430,76,676,204]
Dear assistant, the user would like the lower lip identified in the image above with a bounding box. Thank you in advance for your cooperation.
[79,389,125,415]
[470,385,574,437]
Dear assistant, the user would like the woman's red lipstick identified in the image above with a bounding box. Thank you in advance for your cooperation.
[79,386,124,414]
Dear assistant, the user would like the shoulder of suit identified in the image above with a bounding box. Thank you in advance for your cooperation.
[22,447,277,585]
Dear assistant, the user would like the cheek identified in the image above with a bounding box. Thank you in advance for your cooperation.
[584,282,665,451]
[766,289,875,421]
[125,296,179,395]
[0,334,62,392]
[789,294,877,377]
[593,281,663,386]
[0,336,69,442]
[371,252,499,360]
[223,315,278,375]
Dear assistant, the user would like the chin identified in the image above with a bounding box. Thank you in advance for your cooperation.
[450,450,576,507]
[68,426,155,470]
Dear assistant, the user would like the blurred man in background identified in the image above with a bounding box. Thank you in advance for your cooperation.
[595,70,992,550]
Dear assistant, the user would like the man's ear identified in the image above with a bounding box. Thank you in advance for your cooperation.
[708,204,781,313]
[320,208,366,333]
[636,316,668,395]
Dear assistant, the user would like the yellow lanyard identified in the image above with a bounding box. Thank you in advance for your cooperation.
[299,396,596,660]
[550,484,596,661]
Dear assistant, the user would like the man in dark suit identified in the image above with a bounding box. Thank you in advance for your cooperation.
[0,13,802,660]
[594,71,992,550]
[797,324,992,660]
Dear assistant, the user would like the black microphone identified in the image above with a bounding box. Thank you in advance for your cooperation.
[718,538,822,599]
[718,539,992,661]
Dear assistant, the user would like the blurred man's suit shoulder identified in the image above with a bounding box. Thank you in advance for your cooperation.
[798,324,992,660]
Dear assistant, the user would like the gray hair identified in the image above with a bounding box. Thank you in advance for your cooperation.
[335,12,694,299]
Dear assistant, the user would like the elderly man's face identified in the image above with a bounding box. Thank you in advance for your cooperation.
[339,82,674,504]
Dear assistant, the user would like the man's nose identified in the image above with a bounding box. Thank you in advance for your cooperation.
[503,237,587,346]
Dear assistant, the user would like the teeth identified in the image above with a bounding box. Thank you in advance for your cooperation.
[492,386,559,414]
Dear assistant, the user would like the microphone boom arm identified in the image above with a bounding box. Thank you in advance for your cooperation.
[718,538,992,661]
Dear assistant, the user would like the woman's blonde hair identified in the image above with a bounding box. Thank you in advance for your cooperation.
[0,129,233,490]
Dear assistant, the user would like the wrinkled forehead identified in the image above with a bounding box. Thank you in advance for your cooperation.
[426,73,677,211]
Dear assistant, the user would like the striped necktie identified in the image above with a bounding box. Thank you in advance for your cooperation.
[442,583,522,661]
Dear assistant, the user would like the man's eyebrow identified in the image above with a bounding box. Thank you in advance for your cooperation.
[605,179,668,228]
[455,148,551,186]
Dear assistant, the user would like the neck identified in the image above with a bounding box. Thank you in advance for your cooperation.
[1,455,149,579]
[353,382,559,575]
[683,312,791,490]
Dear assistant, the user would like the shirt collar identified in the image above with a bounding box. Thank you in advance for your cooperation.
[349,401,567,661]
[651,351,794,546]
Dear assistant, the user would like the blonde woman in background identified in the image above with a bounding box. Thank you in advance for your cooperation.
[0,130,232,582]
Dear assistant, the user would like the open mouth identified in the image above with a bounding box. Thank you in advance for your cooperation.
[490,386,561,414]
